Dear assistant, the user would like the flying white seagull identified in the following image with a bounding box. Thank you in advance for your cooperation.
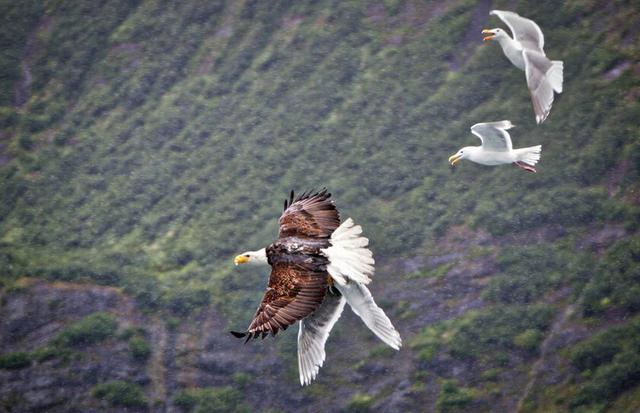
[483,10,563,124]
[449,121,541,173]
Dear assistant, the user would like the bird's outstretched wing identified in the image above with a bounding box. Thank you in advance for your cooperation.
[231,261,328,341]
[336,281,402,350]
[278,189,341,239]
[490,10,544,53]
[471,121,514,152]
[523,51,555,124]
[297,288,346,386]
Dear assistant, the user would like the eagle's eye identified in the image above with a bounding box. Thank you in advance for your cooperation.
[244,254,250,257]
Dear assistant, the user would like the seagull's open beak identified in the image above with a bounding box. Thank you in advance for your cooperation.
[482,29,495,41]
[448,153,462,166]
[234,255,249,266]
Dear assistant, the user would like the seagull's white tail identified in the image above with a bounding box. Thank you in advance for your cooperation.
[322,218,374,286]
[547,60,563,93]
[516,145,542,166]
[336,281,402,350]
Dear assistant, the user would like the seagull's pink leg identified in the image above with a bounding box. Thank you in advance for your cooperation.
[513,161,537,173]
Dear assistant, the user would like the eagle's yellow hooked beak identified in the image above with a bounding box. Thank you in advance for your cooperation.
[482,29,495,41]
[234,255,249,266]
[449,153,462,166]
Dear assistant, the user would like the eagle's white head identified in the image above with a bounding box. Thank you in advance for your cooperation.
[234,248,268,266]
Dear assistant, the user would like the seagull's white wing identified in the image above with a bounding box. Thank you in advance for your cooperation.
[336,281,402,350]
[523,50,555,124]
[490,10,544,52]
[298,290,346,386]
[470,121,514,152]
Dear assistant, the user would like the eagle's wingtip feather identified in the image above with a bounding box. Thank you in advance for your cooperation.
[230,330,247,338]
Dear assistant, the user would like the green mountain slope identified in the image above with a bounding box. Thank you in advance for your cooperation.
[1,0,639,412]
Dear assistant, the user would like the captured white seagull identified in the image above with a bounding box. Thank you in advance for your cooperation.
[483,10,563,124]
[232,190,402,386]
[449,121,541,173]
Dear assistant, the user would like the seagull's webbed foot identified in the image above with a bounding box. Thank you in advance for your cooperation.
[513,161,536,173]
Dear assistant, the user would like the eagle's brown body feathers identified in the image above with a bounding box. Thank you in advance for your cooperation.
[231,190,342,341]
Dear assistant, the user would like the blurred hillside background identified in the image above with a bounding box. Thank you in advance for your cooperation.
[0,0,639,411]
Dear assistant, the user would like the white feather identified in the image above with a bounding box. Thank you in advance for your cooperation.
[516,145,542,166]
[322,218,375,286]
[548,60,563,93]
[295,217,402,386]
[336,281,402,350]
[297,293,346,386]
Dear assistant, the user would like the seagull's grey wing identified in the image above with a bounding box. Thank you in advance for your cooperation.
[491,10,544,52]
[523,50,555,124]
[297,289,346,386]
[470,121,514,151]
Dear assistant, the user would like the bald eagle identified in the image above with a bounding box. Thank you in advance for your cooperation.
[232,189,402,385]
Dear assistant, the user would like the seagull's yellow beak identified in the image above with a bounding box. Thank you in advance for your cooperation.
[482,29,495,41]
[234,255,249,266]
[449,153,462,166]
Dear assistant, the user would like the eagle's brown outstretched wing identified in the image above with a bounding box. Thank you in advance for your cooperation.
[231,261,329,341]
[278,189,341,239]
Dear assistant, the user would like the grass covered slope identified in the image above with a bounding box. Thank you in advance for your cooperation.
[1,0,638,314]
[0,0,639,411]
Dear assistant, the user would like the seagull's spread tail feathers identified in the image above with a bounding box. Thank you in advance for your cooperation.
[516,145,542,166]
[323,218,374,286]
[336,282,402,350]
[548,60,563,94]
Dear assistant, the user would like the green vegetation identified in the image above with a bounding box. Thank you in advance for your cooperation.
[53,312,118,347]
[567,319,640,409]
[92,380,148,409]
[117,325,145,340]
[346,393,374,413]
[0,352,30,369]
[513,328,544,353]
[173,387,249,413]
[30,345,68,363]
[0,0,637,324]
[483,243,591,305]
[581,238,640,316]
[570,332,623,372]
[0,315,148,382]
[119,325,152,361]
[410,324,443,363]
[1,345,73,368]
[0,0,639,411]
[449,305,553,360]
[572,351,640,409]
[480,368,501,382]
[436,379,476,413]
[231,371,251,387]
[128,335,151,361]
